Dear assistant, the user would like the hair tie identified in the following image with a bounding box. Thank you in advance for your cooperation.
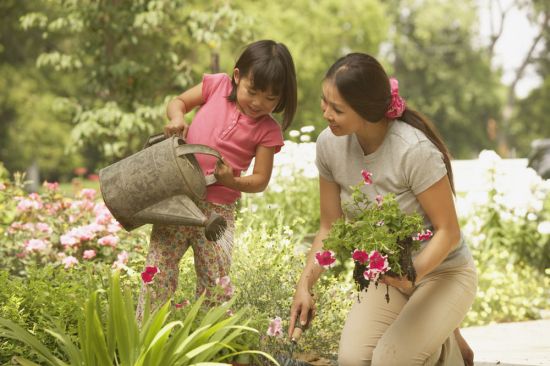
[385,77,406,119]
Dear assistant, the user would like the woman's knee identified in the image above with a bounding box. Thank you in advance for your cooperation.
[371,343,432,366]
[338,345,373,366]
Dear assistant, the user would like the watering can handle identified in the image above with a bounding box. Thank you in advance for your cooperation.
[143,133,167,149]
[174,144,223,186]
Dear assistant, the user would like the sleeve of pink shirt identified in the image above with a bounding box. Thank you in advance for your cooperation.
[258,118,285,154]
[201,73,230,102]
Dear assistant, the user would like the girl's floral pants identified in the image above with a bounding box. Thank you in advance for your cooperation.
[136,200,235,320]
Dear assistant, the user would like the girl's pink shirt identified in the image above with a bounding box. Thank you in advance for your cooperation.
[186,73,284,204]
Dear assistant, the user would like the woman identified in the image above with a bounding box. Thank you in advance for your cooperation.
[289,53,477,366]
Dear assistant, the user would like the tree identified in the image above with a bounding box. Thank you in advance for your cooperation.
[234,0,389,136]
[508,0,550,155]
[0,0,81,181]
[387,0,503,158]
[484,0,549,157]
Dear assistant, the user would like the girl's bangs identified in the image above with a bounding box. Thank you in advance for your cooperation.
[249,59,285,96]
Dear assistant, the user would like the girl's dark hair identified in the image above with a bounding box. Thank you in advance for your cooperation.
[325,53,455,192]
[228,40,297,131]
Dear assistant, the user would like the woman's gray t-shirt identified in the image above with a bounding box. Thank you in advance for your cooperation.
[315,121,471,270]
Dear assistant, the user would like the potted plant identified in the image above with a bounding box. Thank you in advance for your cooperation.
[315,170,433,302]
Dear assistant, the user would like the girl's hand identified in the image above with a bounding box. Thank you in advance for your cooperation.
[288,287,316,338]
[214,158,235,187]
[380,274,414,290]
[164,118,189,139]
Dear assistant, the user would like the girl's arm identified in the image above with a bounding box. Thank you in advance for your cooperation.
[288,176,343,336]
[165,83,205,138]
[383,175,461,289]
[214,145,276,193]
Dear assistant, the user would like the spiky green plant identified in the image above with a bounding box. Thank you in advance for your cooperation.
[0,271,278,365]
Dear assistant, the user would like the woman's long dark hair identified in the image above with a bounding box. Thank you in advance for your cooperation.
[227,40,297,131]
[325,53,455,193]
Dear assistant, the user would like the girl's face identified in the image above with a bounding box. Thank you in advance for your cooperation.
[320,79,367,136]
[234,68,280,119]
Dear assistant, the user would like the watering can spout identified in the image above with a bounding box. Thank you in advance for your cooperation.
[133,195,227,241]
[99,134,227,241]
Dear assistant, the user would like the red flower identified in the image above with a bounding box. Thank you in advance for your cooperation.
[141,266,160,284]
[175,299,190,309]
[315,250,336,268]
[352,249,369,264]
[368,251,389,272]
[361,169,373,185]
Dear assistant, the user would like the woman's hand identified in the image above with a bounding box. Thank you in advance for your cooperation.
[164,118,189,139]
[214,158,236,187]
[288,287,316,338]
[380,274,414,290]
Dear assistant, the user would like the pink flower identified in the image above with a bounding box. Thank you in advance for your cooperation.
[361,169,373,185]
[79,188,96,201]
[376,220,385,227]
[83,250,96,260]
[16,196,43,211]
[363,250,390,282]
[112,251,129,269]
[413,229,434,241]
[60,234,79,247]
[368,250,390,272]
[175,299,190,309]
[62,256,79,269]
[36,223,52,233]
[141,265,160,284]
[216,275,234,297]
[375,194,383,207]
[266,316,283,337]
[216,275,231,288]
[24,239,48,252]
[0,182,5,190]
[43,181,59,191]
[107,223,122,233]
[98,234,119,247]
[352,249,369,264]
[315,250,336,268]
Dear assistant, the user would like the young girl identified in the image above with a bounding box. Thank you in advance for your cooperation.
[289,53,477,365]
[137,40,297,315]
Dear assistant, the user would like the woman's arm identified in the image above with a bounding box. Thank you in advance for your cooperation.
[288,176,343,335]
[214,145,275,193]
[383,175,460,289]
[164,83,205,138]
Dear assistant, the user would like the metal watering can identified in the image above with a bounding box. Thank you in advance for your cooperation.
[99,133,227,241]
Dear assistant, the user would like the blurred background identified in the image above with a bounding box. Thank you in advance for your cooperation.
[1,0,549,185]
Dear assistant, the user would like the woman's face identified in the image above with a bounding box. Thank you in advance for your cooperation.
[320,79,366,136]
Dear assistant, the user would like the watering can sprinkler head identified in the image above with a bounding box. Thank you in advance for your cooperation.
[204,213,227,241]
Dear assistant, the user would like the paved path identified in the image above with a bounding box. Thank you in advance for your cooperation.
[461,319,550,366]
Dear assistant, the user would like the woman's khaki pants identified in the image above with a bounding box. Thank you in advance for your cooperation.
[338,260,477,366]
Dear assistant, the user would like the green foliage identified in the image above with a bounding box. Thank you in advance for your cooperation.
[0,271,275,366]
[231,212,352,361]
[460,170,550,325]
[240,175,320,236]
[322,186,424,276]
[0,265,94,364]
